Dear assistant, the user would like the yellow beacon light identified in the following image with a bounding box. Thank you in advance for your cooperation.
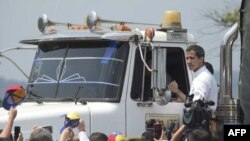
[161,11,182,29]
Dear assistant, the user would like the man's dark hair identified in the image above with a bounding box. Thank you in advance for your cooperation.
[89,132,108,141]
[186,45,205,58]
[204,62,214,74]
[187,129,211,141]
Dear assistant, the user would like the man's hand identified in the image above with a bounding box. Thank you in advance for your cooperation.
[168,81,179,93]
[168,81,187,102]
[60,127,74,141]
[78,119,85,132]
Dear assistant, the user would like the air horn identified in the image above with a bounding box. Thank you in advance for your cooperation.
[86,11,159,30]
[38,14,81,33]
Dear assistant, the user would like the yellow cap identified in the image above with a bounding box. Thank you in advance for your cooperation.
[116,134,126,141]
[66,112,80,120]
[161,11,182,29]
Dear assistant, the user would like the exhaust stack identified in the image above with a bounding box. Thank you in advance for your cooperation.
[217,23,241,124]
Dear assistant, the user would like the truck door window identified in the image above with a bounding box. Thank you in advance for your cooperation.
[131,48,145,101]
[166,47,190,100]
[131,47,152,101]
[131,46,189,102]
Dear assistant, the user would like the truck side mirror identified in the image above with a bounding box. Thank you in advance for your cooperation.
[152,47,166,90]
[152,47,171,105]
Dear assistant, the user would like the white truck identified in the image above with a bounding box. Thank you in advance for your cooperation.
[0,10,240,140]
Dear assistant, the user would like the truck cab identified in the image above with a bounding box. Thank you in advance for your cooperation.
[0,11,194,140]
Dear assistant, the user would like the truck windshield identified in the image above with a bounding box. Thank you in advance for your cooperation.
[27,41,129,102]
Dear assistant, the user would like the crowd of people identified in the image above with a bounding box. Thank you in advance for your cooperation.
[0,110,221,141]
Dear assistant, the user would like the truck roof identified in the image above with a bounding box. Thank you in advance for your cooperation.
[20,28,145,44]
[20,28,196,46]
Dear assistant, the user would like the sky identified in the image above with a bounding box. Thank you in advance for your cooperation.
[0,0,241,82]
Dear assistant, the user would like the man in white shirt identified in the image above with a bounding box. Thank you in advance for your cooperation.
[167,45,219,140]
[168,45,218,111]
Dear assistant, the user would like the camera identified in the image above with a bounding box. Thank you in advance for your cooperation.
[183,94,213,130]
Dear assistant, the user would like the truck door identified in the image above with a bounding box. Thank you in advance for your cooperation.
[126,44,189,137]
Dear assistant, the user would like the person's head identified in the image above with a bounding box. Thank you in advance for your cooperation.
[29,127,53,141]
[185,129,211,141]
[204,62,214,74]
[90,132,108,141]
[186,45,205,72]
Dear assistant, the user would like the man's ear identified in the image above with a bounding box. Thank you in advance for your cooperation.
[199,56,204,63]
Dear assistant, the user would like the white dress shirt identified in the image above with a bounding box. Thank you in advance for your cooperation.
[189,65,218,111]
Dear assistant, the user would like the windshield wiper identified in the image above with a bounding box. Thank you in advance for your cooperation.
[75,98,87,105]
[58,86,87,105]
[74,86,87,105]
[26,91,44,104]
[59,97,87,105]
